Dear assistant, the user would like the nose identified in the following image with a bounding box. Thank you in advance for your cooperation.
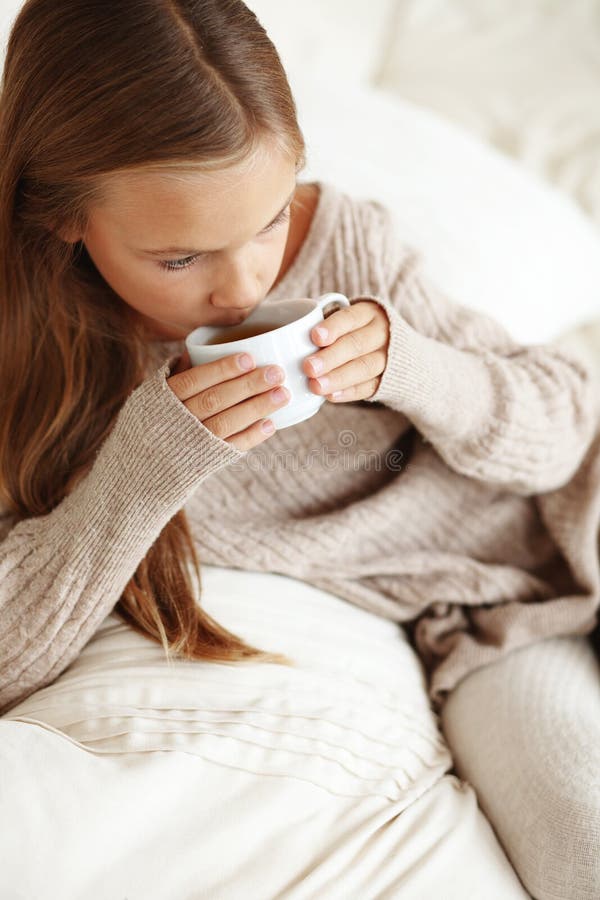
[209,255,262,314]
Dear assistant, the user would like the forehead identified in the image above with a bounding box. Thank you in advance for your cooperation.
[91,146,297,244]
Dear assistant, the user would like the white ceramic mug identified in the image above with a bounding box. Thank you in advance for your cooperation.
[185,292,351,428]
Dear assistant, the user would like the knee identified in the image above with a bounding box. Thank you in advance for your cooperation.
[439,637,600,899]
[523,773,600,899]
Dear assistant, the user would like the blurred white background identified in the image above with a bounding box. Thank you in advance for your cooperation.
[377,1,600,228]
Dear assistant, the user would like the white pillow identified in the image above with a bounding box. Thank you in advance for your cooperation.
[245,0,395,89]
[0,1,22,55]
[376,0,600,229]
[1,567,522,897]
[293,76,600,344]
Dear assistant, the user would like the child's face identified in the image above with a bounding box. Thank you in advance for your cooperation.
[77,144,298,340]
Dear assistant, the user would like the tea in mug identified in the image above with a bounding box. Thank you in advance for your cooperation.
[205,322,279,344]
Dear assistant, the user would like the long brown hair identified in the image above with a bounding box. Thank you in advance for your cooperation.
[0,0,306,666]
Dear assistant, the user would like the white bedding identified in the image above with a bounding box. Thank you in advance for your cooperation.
[378,0,600,229]
[1,567,527,898]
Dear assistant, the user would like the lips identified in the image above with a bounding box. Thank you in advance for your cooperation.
[213,308,256,327]
[213,315,248,327]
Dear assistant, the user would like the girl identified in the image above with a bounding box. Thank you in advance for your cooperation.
[1,1,599,895]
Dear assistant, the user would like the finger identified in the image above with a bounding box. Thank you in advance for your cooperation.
[202,386,290,439]
[309,301,375,348]
[186,371,286,423]
[168,351,256,403]
[326,377,381,403]
[225,417,278,451]
[304,320,384,379]
[308,349,387,395]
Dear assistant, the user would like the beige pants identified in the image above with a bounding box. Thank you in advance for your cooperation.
[440,636,600,900]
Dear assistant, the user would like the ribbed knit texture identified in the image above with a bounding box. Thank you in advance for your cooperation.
[1,179,599,716]
[441,635,600,899]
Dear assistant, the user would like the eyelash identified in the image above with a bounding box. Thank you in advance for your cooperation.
[159,206,291,273]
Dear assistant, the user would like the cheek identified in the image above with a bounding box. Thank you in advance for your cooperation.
[86,242,161,305]
[122,260,199,312]
[268,230,289,267]
[85,237,202,323]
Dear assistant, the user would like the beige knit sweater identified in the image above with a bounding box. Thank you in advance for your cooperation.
[2,179,600,717]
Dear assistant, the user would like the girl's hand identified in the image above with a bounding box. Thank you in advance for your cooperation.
[302,301,390,402]
[167,349,290,451]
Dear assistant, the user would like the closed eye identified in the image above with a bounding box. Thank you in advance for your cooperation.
[158,205,291,273]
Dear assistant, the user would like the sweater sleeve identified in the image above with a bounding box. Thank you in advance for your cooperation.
[357,211,597,496]
[0,358,245,715]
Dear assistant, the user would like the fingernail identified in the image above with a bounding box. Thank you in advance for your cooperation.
[238,353,254,371]
[261,420,275,434]
[308,356,324,374]
[315,326,328,341]
[265,366,284,384]
[272,387,288,402]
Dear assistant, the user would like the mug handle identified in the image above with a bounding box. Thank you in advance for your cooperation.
[315,292,351,315]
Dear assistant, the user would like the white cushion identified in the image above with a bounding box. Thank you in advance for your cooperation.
[294,76,600,344]
[377,0,600,229]
[1,566,525,897]
[244,0,395,89]
[0,1,22,55]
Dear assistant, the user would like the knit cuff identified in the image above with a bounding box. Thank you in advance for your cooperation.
[54,359,246,572]
[354,295,498,441]
[136,356,247,476]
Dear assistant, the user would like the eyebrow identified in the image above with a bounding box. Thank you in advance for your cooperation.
[138,188,296,258]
